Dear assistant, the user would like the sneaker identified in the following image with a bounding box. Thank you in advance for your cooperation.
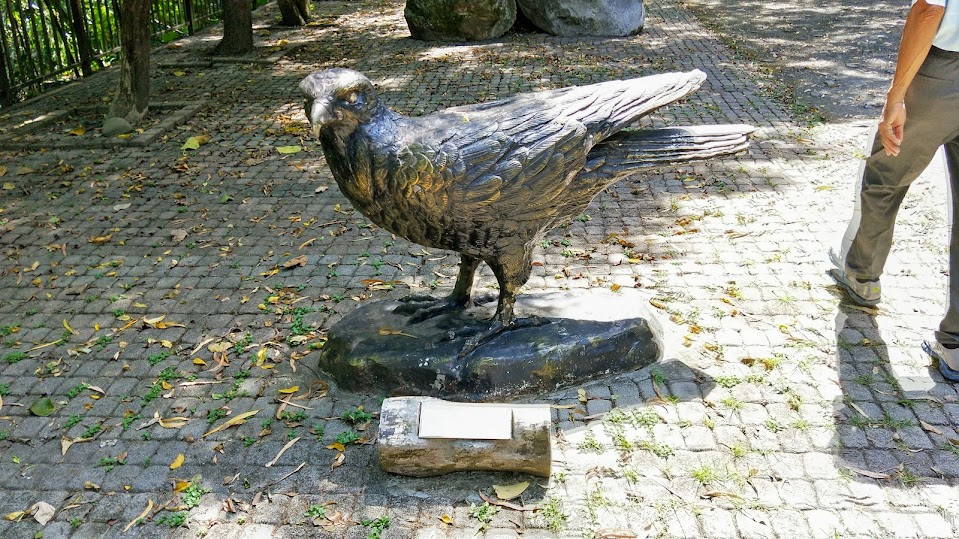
[827,268,881,307]
[922,340,959,383]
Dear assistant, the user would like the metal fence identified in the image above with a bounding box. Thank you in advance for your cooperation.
[0,0,223,106]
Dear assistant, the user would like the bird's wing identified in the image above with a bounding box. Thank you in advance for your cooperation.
[446,70,707,144]
[395,110,591,229]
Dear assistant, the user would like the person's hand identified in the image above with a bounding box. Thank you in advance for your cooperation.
[880,100,906,156]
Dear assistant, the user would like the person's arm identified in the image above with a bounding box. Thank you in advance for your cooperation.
[881,0,945,156]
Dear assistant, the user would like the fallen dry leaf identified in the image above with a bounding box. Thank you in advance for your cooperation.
[330,451,345,470]
[282,255,308,269]
[170,453,185,470]
[89,234,112,244]
[4,510,28,522]
[919,421,943,435]
[158,416,190,429]
[492,481,529,501]
[848,467,890,480]
[31,501,55,525]
[265,437,301,467]
[123,499,153,532]
[203,409,259,438]
[596,529,639,539]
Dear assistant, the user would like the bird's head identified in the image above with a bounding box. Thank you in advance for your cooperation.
[299,68,379,137]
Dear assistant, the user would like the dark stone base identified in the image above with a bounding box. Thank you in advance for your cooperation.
[318,289,663,401]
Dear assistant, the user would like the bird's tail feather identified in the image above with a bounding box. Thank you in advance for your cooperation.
[562,70,708,142]
[580,124,754,182]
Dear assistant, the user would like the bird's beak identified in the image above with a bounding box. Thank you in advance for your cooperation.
[310,99,334,137]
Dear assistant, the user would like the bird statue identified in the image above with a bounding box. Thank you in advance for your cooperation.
[300,68,751,351]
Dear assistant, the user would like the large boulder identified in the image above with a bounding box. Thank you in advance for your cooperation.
[516,0,645,37]
[404,0,516,41]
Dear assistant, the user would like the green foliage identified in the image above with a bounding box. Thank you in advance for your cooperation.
[305,504,326,519]
[3,351,26,363]
[468,502,499,532]
[0,383,10,396]
[182,482,210,509]
[147,351,172,366]
[65,384,86,399]
[154,512,187,528]
[341,407,372,425]
[98,457,124,472]
[335,430,361,445]
[362,516,390,539]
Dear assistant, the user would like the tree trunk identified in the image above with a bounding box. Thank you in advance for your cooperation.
[279,0,310,26]
[107,0,150,129]
[213,0,254,56]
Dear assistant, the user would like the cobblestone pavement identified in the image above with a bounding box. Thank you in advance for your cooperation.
[0,1,958,538]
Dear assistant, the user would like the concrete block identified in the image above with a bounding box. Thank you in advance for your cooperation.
[378,397,551,477]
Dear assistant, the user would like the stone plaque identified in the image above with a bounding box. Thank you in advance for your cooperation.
[418,401,512,440]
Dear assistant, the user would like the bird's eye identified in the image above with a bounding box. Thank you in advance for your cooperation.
[345,92,359,104]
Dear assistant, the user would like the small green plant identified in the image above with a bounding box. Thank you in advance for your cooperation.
[311,423,326,439]
[80,424,102,439]
[122,411,141,431]
[233,333,252,355]
[305,504,326,519]
[64,415,83,429]
[242,436,256,447]
[540,497,568,532]
[0,430,8,441]
[335,430,361,445]
[147,351,172,366]
[207,407,228,425]
[0,325,20,336]
[764,418,785,433]
[0,383,8,396]
[720,396,744,411]
[98,457,123,472]
[154,512,187,528]
[94,335,113,351]
[468,502,499,532]
[112,309,126,318]
[65,383,86,399]
[714,375,741,388]
[577,431,604,453]
[2,351,26,363]
[361,515,390,539]
[70,516,83,527]
[691,464,718,485]
[650,368,667,386]
[181,482,211,509]
[280,410,307,424]
[633,407,662,429]
[640,440,674,459]
[341,407,373,425]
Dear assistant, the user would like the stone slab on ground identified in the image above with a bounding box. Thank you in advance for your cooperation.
[318,289,664,400]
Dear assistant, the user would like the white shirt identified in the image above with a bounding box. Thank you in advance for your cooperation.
[920,0,959,51]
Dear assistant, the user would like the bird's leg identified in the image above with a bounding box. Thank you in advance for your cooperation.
[394,255,481,323]
[453,250,549,363]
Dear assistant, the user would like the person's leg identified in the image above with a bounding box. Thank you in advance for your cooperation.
[839,50,959,289]
[936,139,959,357]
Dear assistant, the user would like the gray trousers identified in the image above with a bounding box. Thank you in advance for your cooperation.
[842,47,959,346]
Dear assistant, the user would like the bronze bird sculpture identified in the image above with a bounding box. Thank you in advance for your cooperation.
[300,68,751,344]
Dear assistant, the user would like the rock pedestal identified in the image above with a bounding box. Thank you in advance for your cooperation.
[317,289,664,401]
[378,396,552,477]
[516,0,646,37]
[404,0,517,41]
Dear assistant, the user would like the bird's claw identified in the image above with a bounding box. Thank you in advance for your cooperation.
[393,294,468,324]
